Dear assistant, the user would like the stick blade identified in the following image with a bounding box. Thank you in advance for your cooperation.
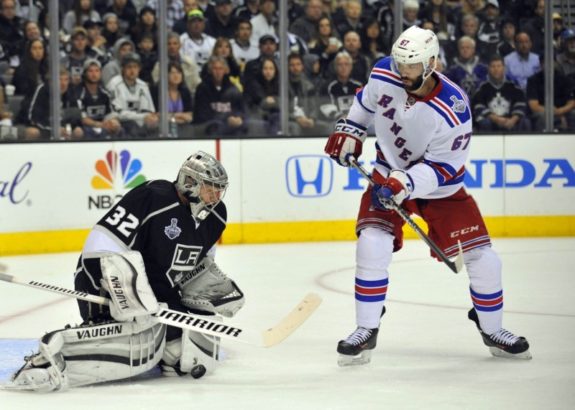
[261,293,322,348]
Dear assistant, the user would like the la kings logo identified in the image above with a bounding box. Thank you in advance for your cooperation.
[166,244,203,286]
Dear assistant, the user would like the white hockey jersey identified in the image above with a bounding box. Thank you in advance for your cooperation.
[347,56,473,200]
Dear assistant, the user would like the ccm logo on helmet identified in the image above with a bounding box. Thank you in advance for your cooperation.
[450,225,480,238]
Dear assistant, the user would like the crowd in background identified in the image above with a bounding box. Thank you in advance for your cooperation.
[0,0,573,140]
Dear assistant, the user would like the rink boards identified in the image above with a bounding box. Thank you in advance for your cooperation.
[1,135,574,254]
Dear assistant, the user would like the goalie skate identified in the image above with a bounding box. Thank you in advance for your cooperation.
[468,308,532,360]
[5,352,68,392]
[337,327,379,367]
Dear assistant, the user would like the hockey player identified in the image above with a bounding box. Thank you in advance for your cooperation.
[9,151,245,391]
[324,26,531,366]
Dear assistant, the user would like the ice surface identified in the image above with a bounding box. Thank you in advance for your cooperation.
[0,238,573,410]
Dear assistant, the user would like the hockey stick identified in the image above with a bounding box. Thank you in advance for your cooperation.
[0,272,322,348]
[350,159,464,274]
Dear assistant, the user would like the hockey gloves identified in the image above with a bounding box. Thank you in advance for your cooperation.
[372,170,414,210]
[178,257,245,318]
[324,118,367,167]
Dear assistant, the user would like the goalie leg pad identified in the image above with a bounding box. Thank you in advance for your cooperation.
[10,320,166,391]
[161,329,220,379]
[100,251,160,322]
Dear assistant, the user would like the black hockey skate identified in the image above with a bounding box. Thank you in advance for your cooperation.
[468,308,531,360]
[337,327,379,366]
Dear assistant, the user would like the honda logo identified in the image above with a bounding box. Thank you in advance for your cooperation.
[285,155,333,198]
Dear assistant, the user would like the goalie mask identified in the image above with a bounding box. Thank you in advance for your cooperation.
[175,151,228,220]
[391,26,439,90]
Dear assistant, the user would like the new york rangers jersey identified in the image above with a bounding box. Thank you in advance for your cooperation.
[347,56,473,200]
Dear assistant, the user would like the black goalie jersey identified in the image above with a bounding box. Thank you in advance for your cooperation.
[74,180,227,321]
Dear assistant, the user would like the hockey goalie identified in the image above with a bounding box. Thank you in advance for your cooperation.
[8,151,245,391]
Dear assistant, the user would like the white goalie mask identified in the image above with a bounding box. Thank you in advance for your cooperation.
[175,151,228,220]
[391,26,439,83]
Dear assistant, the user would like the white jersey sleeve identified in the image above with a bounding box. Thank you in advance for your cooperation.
[346,57,473,200]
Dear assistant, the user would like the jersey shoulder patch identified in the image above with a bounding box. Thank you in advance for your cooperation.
[425,73,472,128]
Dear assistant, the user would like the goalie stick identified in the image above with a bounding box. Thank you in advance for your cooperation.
[0,272,321,348]
[350,159,464,274]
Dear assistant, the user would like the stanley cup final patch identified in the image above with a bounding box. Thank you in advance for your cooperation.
[450,95,466,113]
[164,218,182,240]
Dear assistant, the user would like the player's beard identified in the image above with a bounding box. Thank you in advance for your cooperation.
[403,74,424,92]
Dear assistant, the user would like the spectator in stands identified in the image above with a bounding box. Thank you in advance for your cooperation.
[243,56,279,135]
[234,0,260,22]
[63,0,101,34]
[107,52,159,138]
[526,59,575,132]
[472,54,530,131]
[288,0,305,25]
[145,0,185,30]
[101,13,122,50]
[359,17,386,64]
[339,30,370,84]
[250,0,276,45]
[521,0,544,57]
[205,0,236,39]
[445,36,488,97]
[0,0,24,67]
[460,0,486,21]
[136,32,157,84]
[102,37,135,85]
[180,9,216,69]
[288,52,329,136]
[0,78,15,138]
[77,58,122,139]
[557,28,575,82]
[106,0,137,35]
[130,6,158,47]
[402,0,421,31]
[151,62,194,129]
[504,31,540,91]
[152,31,201,94]
[12,39,48,97]
[374,0,394,55]
[201,37,241,84]
[419,0,456,43]
[242,33,278,87]
[63,27,100,88]
[23,20,43,42]
[194,55,247,136]
[333,0,362,39]
[230,19,260,71]
[21,67,83,140]
[477,0,501,60]
[289,0,323,44]
[552,12,566,51]
[173,0,199,34]
[83,20,108,63]
[309,16,341,77]
[497,19,516,58]
[318,50,362,122]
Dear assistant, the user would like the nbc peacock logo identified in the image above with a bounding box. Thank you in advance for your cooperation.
[88,150,146,210]
[91,150,146,190]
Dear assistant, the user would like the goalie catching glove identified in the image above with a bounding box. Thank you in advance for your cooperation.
[324,118,367,167]
[371,170,414,210]
[178,256,245,318]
